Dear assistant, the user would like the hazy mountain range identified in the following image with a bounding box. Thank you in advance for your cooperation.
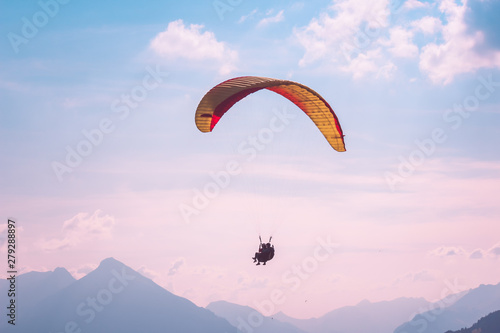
[0,257,499,333]
[0,258,235,333]
[444,310,500,333]
[273,297,432,333]
[394,281,500,333]
[207,300,308,333]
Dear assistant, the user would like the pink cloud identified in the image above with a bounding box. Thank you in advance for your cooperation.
[488,243,500,258]
[469,249,484,259]
[168,257,185,276]
[40,210,115,251]
[429,246,466,257]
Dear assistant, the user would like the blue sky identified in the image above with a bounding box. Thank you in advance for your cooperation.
[1,0,500,318]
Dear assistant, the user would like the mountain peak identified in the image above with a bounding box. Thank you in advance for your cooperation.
[97,257,126,270]
[53,266,74,279]
[357,299,371,306]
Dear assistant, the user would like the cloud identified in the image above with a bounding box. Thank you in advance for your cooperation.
[168,257,185,276]
[40,210,115,251]
[150,19,238,75]
[238,8,258,23]
[468,243,500,259]
[340,48,396,79]
[68,263,97,279]
[488,243,500,257]
[257,9,285,27]
[383,26,418,58]
[236,271,269,289]
[393,270,436,285]
[138,266,161,280]
[293,0,392,78]
[76,264,96,275]
[295,0,389,63]
[469,249,484,259]
[402,0,429,10]
[430,243,500,260]
[419,0,500,84]
[294,0,500,83]
[411,16,442,35]
[340,49,380,78]
[429,246,466,257]
[412,270,436,282]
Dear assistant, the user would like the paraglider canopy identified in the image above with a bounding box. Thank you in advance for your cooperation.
[195,76,346,152]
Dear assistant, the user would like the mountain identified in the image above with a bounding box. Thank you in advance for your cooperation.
[207,300,307,333]
[394,282,500,333]
[444,310,500,333]
[3,258,499,333]
[273,297,431,333]
[0,258,236,333]
[0,266,75,310]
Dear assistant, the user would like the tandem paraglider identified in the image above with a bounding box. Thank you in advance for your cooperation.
[252,236,275,266]
[194,76,346,264]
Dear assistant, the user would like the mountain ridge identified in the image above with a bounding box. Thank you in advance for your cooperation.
[207,300,307,333]
[444,310,500,333]
[1,258,499,333]
[395,282,500,333]
[246,296,432,333]
[0,257,236,333]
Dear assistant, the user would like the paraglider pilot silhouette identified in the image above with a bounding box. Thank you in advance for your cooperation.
[252,236,275,265]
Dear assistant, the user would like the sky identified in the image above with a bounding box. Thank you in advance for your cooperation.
[1,0,500,319]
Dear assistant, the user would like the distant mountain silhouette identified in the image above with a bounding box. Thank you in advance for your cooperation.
[0,266,75,311]
[2,258,499,333]
[394,282,500,333]
[273,297,431,333]
[444,310,500,333]
[207,300,307,333]
[0,258,236,333]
